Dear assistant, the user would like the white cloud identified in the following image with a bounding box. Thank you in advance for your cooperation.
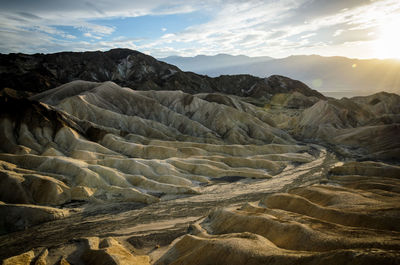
[333,30,344,37]
[1,0,400,58]
[301,33,316,39]
[79,23,115,35]
[169,0,400,57]
[65,34,77,39]
[83,32,103,39]
[0,0,205,20]
[161,33,176,39]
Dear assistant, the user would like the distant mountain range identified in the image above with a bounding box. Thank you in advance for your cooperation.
[162,54,273,73]
[160,54,400,97]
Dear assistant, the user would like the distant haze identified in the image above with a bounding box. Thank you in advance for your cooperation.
[160,54,400,97]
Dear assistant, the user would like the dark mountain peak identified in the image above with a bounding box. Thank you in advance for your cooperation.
[0,48,180,93]
[265,75,323,98]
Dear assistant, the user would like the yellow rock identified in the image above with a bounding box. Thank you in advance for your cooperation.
[70,186,95,201]
[34,249,48,265]
[2,250,35,265]
[82,237,150,265]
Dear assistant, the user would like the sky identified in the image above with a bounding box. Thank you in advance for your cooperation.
[1,0,400,59]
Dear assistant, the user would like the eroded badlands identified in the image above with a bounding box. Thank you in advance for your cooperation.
[1,50,399,265]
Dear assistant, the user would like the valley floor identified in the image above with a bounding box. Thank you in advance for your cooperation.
[1,79,399,264]
[0,145,337,261]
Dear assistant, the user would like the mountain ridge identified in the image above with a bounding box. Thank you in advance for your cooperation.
[159,53,273,73]
[160,53,400,96]
[0,48,324,100]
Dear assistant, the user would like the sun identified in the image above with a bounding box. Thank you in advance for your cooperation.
[375,18,400,59]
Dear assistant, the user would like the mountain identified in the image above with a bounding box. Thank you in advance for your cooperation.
[161,54,273,73]
[160,54,400,97]
[0,49,400,264]
[0,49,323,100]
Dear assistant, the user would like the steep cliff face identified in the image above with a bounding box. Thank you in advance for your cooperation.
[0,49,325,100]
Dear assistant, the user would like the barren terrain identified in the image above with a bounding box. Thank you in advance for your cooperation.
[1,49,399,265]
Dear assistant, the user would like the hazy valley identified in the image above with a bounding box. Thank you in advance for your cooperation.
[0,49,400,265]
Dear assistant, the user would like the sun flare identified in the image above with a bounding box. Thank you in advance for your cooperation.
[376,19,400,59]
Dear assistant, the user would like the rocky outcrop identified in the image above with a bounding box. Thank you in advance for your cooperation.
[82,237,150,265]
[1,250,36,265]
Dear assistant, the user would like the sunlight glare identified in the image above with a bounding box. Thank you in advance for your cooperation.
[376,18,400,59]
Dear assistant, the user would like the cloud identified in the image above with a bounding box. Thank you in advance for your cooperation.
[0,0,206,54]
[83,32,102,39]
[301,33,316,39]
[0,0,400,58]
[0,0,203,18]
[177,0,400,57]
[333,29,344,37]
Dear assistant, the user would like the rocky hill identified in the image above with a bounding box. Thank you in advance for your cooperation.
[0,49,399,265]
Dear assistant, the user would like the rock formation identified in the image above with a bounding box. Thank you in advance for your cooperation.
[0,49,399,264]
[0,80,316,234]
